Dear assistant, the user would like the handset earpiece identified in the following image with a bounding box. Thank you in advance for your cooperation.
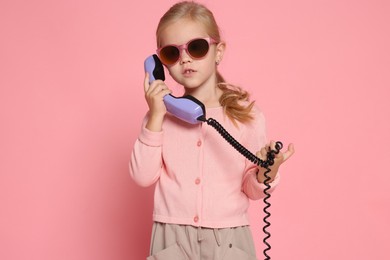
[144,54,165,83]
[144,54,206,124]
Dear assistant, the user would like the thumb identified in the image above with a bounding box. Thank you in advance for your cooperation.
[282,143,295,161]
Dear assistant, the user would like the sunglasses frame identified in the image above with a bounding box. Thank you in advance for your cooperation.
[157,37,218,66]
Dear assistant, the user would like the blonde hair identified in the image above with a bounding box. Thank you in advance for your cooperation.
[156,1,255,124]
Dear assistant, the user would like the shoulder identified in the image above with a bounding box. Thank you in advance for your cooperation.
[237,99,263,113]
[250,103,264,117]
[242,102,266,134]
[237,101,267,147]
[240,100,265,124]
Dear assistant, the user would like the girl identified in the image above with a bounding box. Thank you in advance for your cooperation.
[130,1,294,259]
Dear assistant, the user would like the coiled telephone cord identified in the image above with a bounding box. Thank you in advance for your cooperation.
[201,117,283,260]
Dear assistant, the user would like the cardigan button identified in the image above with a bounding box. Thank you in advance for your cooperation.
[197,140,202,146]
[195,178,201,185]
[194,216,199,223]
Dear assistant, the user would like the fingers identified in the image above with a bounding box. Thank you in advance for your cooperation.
[144,74,171,98]
[144,72,150,92]
[267,140,282,152]
[269,140,276,150]
[147,83,168,96]
[256,146,268,161]
[282,143,295,161]
[257,141,295,164]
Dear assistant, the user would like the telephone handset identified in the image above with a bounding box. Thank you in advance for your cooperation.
[144,54,282,260]
[144,54,206,124]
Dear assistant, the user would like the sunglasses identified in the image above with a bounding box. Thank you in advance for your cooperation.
[157,37,218,66]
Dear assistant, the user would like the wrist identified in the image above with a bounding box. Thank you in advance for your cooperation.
[146,113,165,132]
[256,169,276,184]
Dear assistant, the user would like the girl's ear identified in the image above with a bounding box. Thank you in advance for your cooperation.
[215,41,226,65]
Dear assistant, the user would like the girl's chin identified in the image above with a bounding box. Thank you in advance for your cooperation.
[179,79,201,89]
[182,84,201,92]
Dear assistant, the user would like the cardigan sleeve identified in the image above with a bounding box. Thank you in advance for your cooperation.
[242,169,280,200]
[129,114,164,187]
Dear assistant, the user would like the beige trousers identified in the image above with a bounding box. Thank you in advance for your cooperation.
[147,222,258,260]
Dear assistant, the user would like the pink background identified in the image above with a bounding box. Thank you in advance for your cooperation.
[1,0,389,259]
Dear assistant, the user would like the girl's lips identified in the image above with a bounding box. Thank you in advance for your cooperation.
[182,68,196,76]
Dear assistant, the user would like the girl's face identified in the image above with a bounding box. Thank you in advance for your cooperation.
[159,18,225,96]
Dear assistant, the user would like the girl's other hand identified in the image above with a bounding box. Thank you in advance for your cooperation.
[256,141,295,183]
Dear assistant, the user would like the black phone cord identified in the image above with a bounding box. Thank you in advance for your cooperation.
[201,117,283,260]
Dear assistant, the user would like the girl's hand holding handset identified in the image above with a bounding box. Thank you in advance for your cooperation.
[143,72,171,132]
[256,141,295,183]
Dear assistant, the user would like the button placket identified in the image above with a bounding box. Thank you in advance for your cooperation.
[195,128,204,227]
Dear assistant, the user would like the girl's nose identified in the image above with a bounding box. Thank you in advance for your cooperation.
[179,48,192,64]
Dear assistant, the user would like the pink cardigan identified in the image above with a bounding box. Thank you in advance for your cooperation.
[129,105,279,228]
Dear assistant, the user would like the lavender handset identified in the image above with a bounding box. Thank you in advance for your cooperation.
[144,55,205,124]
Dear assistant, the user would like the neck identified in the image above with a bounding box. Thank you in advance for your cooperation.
[185,85,222,108]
